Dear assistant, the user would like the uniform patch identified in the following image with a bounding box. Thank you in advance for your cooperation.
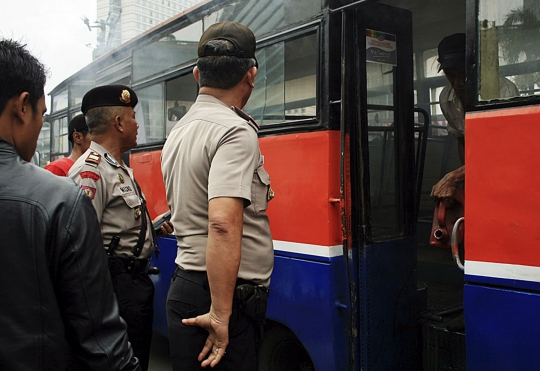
[80,171,101,181]
[118,174,125,183]
[81,185,97,199]
[85,151,101,165]
[119,185,133,193]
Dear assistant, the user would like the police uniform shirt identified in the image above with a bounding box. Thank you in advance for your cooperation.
[161,94,274,287]
[68,142,154,259]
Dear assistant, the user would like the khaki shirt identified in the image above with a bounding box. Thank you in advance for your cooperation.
[161,94,274,287]
[69,142,155,259]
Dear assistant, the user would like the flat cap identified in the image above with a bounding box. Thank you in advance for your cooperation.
[198,21,256,59]
[438,33,465,72]
[81,84,138,115]
[68,114,88,144]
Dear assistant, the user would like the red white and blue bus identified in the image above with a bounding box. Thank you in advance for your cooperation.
[45,0,540,369]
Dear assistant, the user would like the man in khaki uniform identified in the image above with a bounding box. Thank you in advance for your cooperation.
[69,85,171,371]
[161,22,274,371]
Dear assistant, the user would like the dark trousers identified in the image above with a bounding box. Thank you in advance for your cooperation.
[166,269,258,371]
[112,272,155,371]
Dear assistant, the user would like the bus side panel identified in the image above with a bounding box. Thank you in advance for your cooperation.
[259,131,342,247]
[466,107,540,272]
[464,284,540,370]
[267,254,349,371]
[466,107,540,370]
[131,149,169,219]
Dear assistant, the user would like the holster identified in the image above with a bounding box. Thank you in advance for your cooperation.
[235,284,270,327]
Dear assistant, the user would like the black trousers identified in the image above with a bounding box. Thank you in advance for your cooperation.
[166,269,259,371]
[112,272,154,371]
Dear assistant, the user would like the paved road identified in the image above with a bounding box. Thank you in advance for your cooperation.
[149,332,173,371]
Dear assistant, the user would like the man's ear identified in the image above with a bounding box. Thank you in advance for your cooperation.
[246,66,257,88]
[193,66,200,83]
[114,114,124,133]
[14,92,31,123]
[72,132,83,144]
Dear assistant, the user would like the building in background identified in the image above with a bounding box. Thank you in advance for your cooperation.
[89,0,203,59]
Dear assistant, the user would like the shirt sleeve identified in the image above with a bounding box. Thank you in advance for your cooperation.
[208,124,259,205]
[69,164,107,223]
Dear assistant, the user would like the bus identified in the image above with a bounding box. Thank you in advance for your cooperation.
[46,0,540,369]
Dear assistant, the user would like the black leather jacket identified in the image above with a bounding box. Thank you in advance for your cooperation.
[0,138,140,371]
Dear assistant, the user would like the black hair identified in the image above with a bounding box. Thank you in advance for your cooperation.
[196,40,257,90]
[85,106,124,136]
[0,39,47,114]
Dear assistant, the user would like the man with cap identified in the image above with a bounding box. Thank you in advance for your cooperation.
[45,114,91,176]
[431,33,518,205]
[161,21,274,370]
[0,40,140,370]
[68,84,172,371]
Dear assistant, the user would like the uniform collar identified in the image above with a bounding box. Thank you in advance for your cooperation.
[89,142,124,168]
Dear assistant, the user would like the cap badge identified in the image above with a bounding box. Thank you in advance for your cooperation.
[120,89,131,104]
[118,174,125,183]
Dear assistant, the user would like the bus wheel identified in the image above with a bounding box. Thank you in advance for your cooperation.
[258,325,315,371]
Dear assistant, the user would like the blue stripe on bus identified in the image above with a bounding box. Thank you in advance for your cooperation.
[465,274,540,292]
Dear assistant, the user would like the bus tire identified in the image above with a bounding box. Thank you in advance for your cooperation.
[258,325,315,371]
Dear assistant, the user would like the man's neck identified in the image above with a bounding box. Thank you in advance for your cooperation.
[199,86,246,109]
[92,137,125,164]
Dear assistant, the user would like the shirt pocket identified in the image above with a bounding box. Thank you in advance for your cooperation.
[252,165,271,214]
[120,192,143,229]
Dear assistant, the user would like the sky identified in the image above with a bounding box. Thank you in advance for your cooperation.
[0,1,98,98]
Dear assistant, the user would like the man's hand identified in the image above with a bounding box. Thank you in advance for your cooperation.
[431,165,465,207]
[152,212,173,236]
[182,307,230,368]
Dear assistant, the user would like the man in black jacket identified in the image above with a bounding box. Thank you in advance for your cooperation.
[0,39,140,371]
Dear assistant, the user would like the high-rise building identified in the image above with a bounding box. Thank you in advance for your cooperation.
[92,0,203,58]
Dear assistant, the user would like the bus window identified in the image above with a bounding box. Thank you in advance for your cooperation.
[203,0,322,38]
[132,21,202,82]
[478,0,540,101]
[50,116,69,161]
[244,32,317,126]
[136,83,164,144]
[52,90,68,113]
[165,73,198,136]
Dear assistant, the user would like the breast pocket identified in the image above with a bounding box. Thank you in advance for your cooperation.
[252,165,271,214]
[120,192,142,229]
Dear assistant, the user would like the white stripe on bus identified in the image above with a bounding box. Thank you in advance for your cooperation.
[273,240,343,258]
[466,260,540,283]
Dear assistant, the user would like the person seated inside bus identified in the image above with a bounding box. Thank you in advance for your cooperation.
[430,33,519,206]
[44,114,91,176]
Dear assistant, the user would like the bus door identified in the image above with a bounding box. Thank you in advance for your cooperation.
[339,2,417,370]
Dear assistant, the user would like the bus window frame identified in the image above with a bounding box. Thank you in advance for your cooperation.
[466,0,540,112]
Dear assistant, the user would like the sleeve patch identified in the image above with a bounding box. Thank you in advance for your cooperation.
[81,186,97,199]
[80,171,101,181]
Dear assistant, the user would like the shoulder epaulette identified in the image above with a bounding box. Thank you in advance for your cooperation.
[85,151,101,166]
[232,106,260,132]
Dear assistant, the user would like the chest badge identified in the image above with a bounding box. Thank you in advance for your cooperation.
[267,187,275,202]
[118,174,125,183]
[134,206,142,220]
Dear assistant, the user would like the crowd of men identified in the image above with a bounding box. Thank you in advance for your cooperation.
[0,16,477,370]
[0,21,274,371]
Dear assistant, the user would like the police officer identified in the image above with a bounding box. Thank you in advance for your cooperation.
[68,85,171,371]
[161,22,274,371]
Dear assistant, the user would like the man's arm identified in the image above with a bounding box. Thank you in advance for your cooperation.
[57,188,140,371]
[431,137,465,206]
[182,196,244,368]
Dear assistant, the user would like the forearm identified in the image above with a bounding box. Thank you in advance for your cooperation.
[206,197,244,319]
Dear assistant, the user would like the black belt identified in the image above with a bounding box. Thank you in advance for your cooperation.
[173,266,255,289]
[119,257,151,275]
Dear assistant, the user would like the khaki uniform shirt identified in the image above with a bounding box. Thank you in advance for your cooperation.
[68,142,155,259]
[161,94,274,287]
